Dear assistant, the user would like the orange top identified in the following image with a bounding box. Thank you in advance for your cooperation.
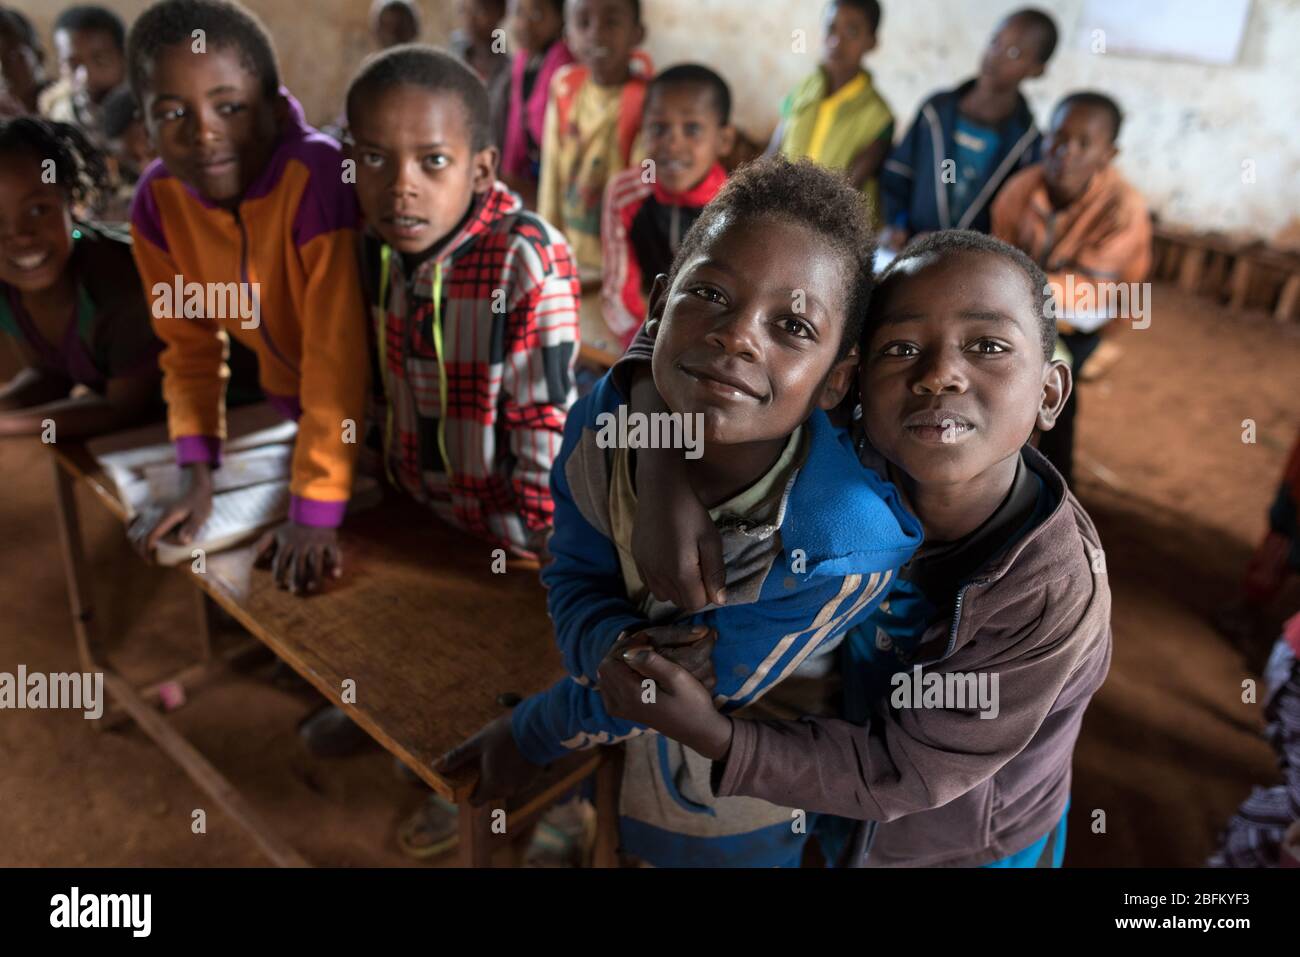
[992,163,1152,327]
[130,93,368,527]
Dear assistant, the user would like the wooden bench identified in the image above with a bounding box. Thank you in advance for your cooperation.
[48,441,621,867]
[1152,224,1300,321]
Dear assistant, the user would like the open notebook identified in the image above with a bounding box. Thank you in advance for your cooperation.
[87,404,380,567]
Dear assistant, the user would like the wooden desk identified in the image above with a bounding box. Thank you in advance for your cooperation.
[579,291,623,370]
[48,442,619,867]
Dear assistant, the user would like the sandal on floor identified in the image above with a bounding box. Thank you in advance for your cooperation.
[522,798,596,868]
[397,795,460,860]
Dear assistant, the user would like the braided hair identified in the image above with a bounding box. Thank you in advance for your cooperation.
[0,117,111,210]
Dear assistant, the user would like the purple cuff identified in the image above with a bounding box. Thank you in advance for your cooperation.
[175,435,223,467]
[266,391,303,422]
[289,494,346,528]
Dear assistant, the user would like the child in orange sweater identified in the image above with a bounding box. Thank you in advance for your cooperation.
[126,0,369,594]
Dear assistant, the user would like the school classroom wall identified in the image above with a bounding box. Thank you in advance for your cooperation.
[12,0,1299,243]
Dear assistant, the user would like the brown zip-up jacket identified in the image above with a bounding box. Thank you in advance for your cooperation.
[711,446,1112,866]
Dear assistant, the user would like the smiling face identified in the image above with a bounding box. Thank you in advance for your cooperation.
[140,44,281,207]
[860,250,1068,489]
[1043,102,1117,207]
[509,0,563,54]
[822,2,875,81]
[648,213,856,449]
[566,0,643,86]
[642,84,733,194]
[0,152,74,294]
[54,27,125,106]
[977,15,1046,92]
[349,84,497,255]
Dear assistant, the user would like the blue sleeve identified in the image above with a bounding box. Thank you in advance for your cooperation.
[510,674,647,765]
[880,108,922,229]
[540,381,646,683]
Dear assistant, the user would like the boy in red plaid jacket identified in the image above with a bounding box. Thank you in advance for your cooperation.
[309,47,581,858]
[350,46,580,561]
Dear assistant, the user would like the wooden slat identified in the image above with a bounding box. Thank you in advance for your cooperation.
[101,671,309,867]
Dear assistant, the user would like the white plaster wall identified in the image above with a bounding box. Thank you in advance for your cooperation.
[640,0,1300,243]
[14,0,1296,241]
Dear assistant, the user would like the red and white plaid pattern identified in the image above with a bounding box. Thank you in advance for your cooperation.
[369,183,580,557]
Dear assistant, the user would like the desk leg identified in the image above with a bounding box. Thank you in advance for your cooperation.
[193,589,213,664]
[592,748,623,868]
[457,801,493,867]
[50,455,104,673]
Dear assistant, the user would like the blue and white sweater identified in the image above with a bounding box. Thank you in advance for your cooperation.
[511,372,923,767]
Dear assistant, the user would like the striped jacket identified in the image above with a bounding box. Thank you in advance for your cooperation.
[511,373,922,865]
[131,91,368,527]
[362,183,579,557]
[599,162,726,348]
[880,79,1041,235]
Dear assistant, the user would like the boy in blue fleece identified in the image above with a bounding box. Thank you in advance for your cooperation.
[878,8,1056,247]
[439,157,921,867]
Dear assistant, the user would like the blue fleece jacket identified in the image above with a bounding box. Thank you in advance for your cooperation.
[880,79,1041,235]
[511,373,923,766]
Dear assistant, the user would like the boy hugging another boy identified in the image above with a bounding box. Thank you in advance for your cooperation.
[600,64,733,348]
[771,0,892,216]
[127,0,369,594]
[879,7,1056,247]
[992,91,1151,486]
[440,158,923,868]
[539,0,650,274]
[611,231,1112,867]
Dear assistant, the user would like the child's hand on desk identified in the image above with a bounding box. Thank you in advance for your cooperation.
[598,647,734,762]
[254,523,343,595]
[435,714,545,805]
[129,462,214,559]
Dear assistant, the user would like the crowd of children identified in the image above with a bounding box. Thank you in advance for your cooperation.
[1,0,1281,870]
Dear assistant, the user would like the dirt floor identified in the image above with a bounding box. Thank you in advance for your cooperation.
[1,282,1298,867]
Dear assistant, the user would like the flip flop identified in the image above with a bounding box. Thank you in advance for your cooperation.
[397,795,460,860]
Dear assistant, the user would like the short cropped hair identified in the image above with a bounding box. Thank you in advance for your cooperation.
[0,8,43,54]
[834,0,882,33]
[570,0,641,24]
[373,1,421,42]
[127,0,281,102]
[646,64,731,126]
[873,230,1055,359]
[1053,90,1123,143]
[669,156,876,360]
[1008,7,1058,64]
[346,45,491,152]
[100,86,141,140]
[54,5,126,51]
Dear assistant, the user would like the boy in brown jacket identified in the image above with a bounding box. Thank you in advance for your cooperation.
[601,230,1112,866]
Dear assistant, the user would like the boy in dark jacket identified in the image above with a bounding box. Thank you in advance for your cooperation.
[878,8,1056,247]
[607,231,1112,866]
